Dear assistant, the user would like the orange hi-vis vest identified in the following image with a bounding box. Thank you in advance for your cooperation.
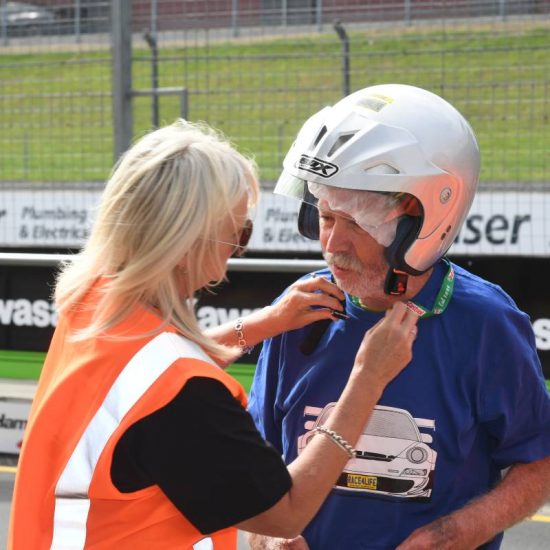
[9,292,245,550]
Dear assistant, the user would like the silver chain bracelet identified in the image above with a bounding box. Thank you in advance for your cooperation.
[312,425,356,459]
[234,318,254,354]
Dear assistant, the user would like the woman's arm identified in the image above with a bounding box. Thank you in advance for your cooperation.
[205,275,346,364]
[237,302,418,538]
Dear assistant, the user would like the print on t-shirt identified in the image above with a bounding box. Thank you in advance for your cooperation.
[298,403,437,502]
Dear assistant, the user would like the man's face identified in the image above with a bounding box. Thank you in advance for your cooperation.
[318,200,394,301]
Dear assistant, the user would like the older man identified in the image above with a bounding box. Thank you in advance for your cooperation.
[248,84,550,549]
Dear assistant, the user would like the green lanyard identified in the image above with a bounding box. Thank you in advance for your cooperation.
[350,260,455,319]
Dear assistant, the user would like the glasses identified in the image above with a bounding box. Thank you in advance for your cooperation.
[214,218,253,257]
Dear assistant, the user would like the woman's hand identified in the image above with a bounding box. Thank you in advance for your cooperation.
[205,275,346,364]
[266,275,347,335]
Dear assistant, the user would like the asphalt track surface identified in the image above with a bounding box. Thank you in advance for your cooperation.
[1,465,550,549]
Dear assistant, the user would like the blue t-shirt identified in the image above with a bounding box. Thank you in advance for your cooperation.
[248,260,550,550]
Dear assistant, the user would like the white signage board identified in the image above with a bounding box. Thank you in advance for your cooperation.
[0,400,30,454]
[0,187,549,255]
[249,193,320,252]
[0,188,97,247]
[450,191,550,256]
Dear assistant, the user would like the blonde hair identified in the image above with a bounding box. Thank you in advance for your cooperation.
[55,119,259,361]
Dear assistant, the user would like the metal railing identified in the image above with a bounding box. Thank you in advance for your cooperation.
[0,252,326,272]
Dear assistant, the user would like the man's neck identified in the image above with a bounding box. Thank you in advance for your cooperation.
[356,268,433,311]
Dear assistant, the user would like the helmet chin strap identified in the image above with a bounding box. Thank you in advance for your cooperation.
[384,269,409,295]
[383,215,424,296]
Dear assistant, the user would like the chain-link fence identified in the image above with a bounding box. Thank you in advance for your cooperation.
[0,0,549,253]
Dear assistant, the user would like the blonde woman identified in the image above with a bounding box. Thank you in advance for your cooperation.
[8,119,418,550]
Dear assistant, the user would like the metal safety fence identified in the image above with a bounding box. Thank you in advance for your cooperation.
[0,1,549,255]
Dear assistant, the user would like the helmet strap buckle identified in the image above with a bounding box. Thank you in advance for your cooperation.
[385,269,409,295]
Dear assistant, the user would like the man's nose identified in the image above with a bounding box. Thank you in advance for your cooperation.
[324,219,351,253]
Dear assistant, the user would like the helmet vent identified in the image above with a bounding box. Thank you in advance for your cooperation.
[364,163,400,175]
[327,133,355,157]
[313,125,328,147]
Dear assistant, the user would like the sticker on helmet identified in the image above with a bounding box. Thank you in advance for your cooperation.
[356,93,394,112]
[296,155,339,178]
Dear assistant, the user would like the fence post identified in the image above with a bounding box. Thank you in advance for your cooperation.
[150,0,159,126]
[180,88,189,120]
[316,0,323,31]
[74,0,81,43]
[232,0,239,38]
[334,20,350,97]
[499,0,507,20]
[1,0,8,46]
[404,0,412,26]
[143,30,159,128]
[111,0,133,162]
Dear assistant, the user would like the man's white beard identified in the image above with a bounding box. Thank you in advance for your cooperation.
[323,251,387,301]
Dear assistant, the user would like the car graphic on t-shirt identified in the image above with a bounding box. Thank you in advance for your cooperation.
[298,403,437,501]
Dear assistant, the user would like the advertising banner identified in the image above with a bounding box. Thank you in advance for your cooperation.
[1,186,550,256]
[0,186,97,248]
[0,257,549,456]
[0,259,549,379]
[0,400,30,454]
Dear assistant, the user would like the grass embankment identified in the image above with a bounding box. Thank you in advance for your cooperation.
[0,350,257,392]
[0,23,548,182]
[0,350,549,394]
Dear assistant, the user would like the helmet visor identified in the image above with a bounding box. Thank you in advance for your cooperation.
[275,169,414,247]
[273,169,309,201]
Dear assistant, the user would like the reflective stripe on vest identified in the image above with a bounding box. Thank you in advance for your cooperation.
[51,332,217,549]
[194,537,214,550]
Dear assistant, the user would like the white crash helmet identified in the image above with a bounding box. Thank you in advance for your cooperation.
[275,84,480,292]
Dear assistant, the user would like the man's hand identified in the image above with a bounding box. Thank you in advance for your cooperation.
[396,516,465,550]
[247,534,310,550]
[398,456,550,550]
[352,301,419,387]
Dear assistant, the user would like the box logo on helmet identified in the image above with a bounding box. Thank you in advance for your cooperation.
[296,155,339,178]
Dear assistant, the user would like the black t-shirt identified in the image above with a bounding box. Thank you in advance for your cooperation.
[111,376,292,534]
